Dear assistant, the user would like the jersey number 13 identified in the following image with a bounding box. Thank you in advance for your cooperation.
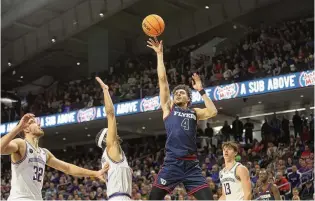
[224,183,231,195]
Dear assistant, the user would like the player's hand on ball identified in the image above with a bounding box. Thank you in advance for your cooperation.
[192,73,203,91]
[147,37,163,54]
[17,113,35,131]
[96,162,110,182]
[95,77,109,91]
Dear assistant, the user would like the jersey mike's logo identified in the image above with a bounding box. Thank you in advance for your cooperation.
[77,108,97,123]
[299,71,315,87]
[213,83,240,101]
[140,96,160,112]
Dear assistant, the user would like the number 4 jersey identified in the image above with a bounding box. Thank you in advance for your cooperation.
[164,105,198,160]
[219,162,244,201]
[8,140,47,201]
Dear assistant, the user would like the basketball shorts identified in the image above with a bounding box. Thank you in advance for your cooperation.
[153,159,208,195]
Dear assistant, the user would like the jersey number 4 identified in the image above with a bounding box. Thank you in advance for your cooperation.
[33,166,43,182]
[181,118,189,130]
[224,183,231,195]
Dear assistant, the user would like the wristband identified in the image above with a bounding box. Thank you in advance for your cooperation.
[199,89,206,96]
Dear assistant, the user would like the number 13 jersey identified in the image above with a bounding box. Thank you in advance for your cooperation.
[219,162,244,201]
[164,105,198,160]
[8,140,47,201]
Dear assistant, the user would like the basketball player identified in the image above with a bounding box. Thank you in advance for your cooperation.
[255,168,281,200]
[219,141,252,200]
[147,38,217,200]
[94,77,132,200]
[0,113,109,201]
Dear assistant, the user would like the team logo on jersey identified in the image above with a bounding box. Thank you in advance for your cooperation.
[160,178,167,185]
[299,71,315,87]
[213,83,240,101]
[140,96,160,112]
[29,149,33,153]
[77,108,97,122]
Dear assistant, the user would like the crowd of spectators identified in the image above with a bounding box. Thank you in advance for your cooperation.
[1,18,314,123]
[1,111,314,200]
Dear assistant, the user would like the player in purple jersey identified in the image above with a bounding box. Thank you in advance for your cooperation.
[147,38,217,200]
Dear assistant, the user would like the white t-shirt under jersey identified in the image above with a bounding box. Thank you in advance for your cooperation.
[219,162,244,201]
[8,141,47,201]
[101,147,132,201]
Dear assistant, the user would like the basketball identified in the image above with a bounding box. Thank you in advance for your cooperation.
[142,14,165,37]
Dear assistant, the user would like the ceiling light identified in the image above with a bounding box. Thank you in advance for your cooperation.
[77,62,80,66]
[20,76,23,79]
[300,95,304,98]
[205,5,209,9]
[87,134,90,137]
[99,13,104,17]
[63,137,66,140]
[142,126,146,130]
[51,38,56,43]
[8,62,11,66]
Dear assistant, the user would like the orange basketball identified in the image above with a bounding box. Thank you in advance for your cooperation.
[142,14,165,37]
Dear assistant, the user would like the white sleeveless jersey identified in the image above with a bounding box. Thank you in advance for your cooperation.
[219,162,244,201]
[101,147,132,200]
[8,141,47,201]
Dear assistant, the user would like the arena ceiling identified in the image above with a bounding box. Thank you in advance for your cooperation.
[2,0,313,92]
[41,86,314,150]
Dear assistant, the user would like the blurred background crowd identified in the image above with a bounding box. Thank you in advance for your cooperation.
[1,18,314,123]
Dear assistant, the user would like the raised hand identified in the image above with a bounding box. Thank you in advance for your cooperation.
[192,73,203,91]
[95,77,109,91]
[147,37,163,54]
[17,113,35,131]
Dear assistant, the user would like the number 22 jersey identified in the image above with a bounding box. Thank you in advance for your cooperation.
[8,140,47,201]
[219,162,244,201]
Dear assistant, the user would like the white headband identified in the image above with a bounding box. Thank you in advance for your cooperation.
[97,128,108,148]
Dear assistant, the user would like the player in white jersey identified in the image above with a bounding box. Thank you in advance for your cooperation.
[95,77,132,201]
[219,141,252,200]
[0,113,109,201]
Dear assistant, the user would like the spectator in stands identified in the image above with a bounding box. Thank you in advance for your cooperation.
[244,118,254,144]
[293,111,303,138]
[221,121,232,141]
[232,116,244,142]
[300,181,314,200]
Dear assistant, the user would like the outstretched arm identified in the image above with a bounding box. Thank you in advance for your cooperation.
[95,77,121,162]
[192,73,217,120]
[0,113,34,155]
[147,38,172,118]
[45,149,109,181]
